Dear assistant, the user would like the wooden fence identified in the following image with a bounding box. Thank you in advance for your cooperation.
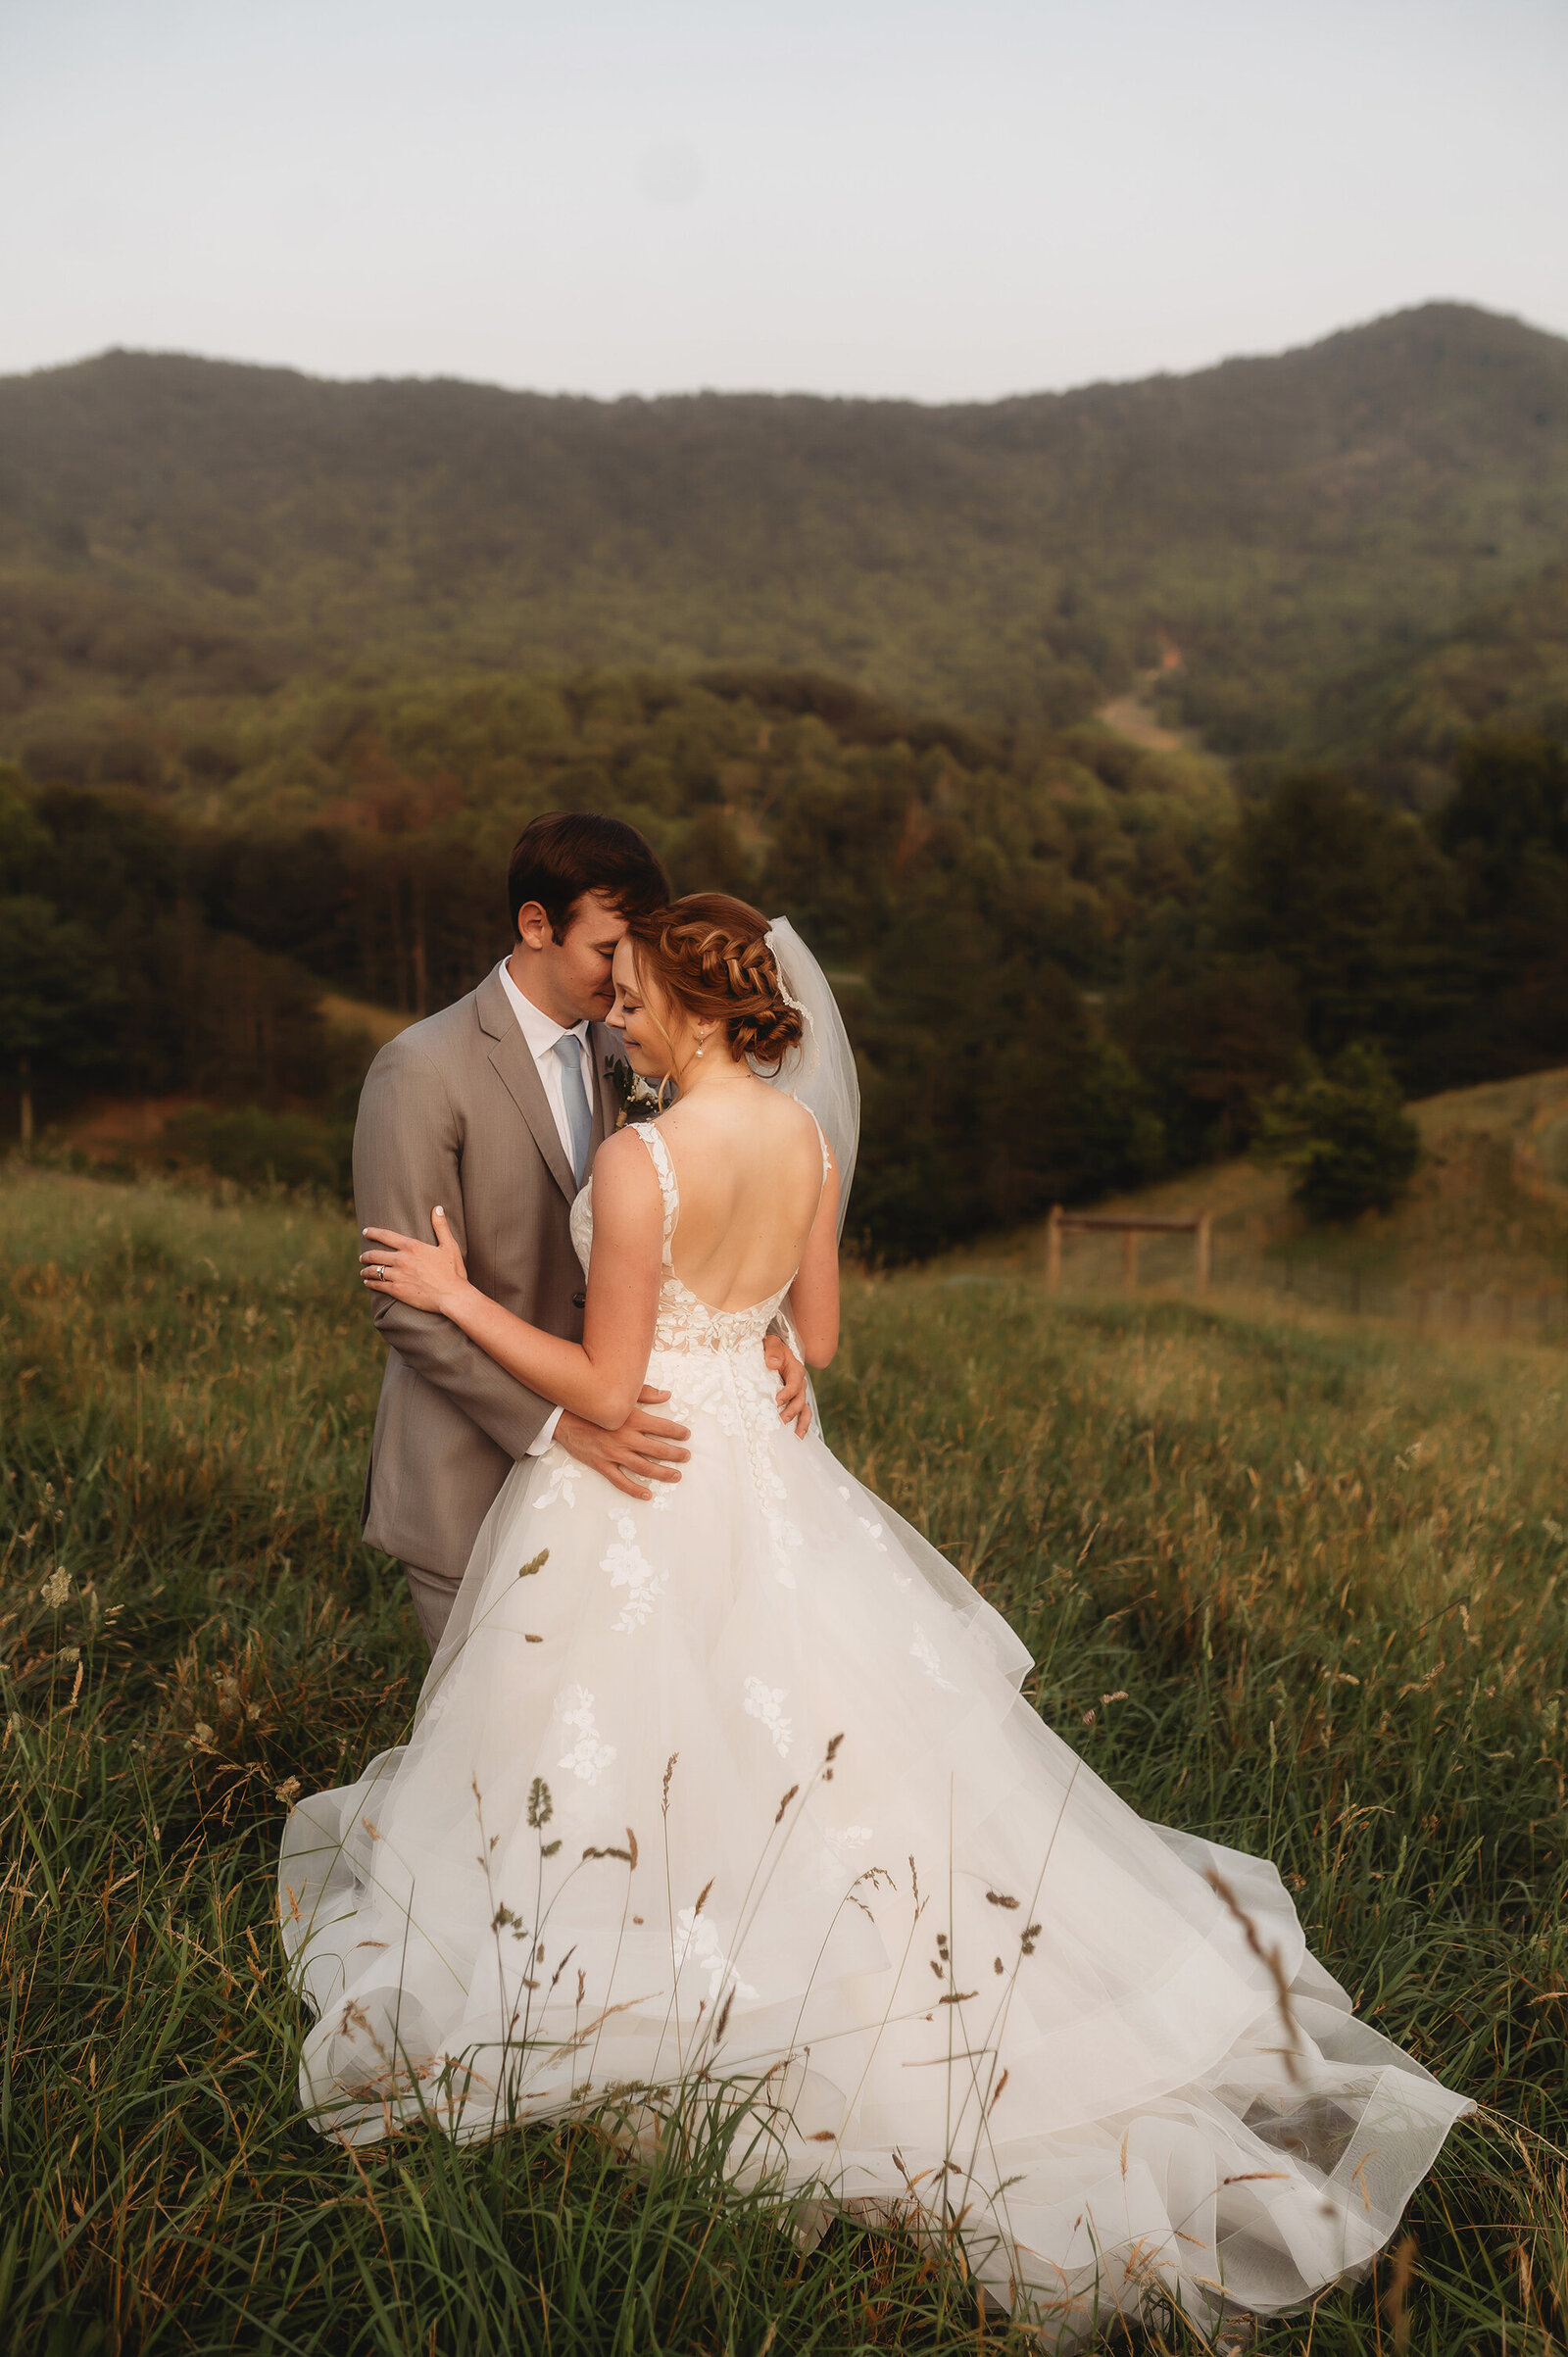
[1046,1205,1211,1294]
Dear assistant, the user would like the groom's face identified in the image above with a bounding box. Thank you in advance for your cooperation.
[512,889,629,1026]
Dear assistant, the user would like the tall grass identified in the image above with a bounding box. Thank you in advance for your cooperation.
[2,1169,1566,2352]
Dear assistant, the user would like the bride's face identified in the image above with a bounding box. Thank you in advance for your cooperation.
[608,939,691,1079]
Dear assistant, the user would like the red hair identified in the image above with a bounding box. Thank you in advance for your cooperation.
[627,894,804,1070]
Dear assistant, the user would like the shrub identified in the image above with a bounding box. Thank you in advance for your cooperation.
[1257,1041,1420,1223]
[165,1105,352,1195]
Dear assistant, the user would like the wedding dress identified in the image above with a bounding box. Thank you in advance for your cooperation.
[281,1119,1467,2346]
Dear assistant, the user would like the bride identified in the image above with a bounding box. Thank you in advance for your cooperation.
[280,894,1467,2346]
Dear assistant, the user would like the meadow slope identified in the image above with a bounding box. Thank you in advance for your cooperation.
[2,1170,1567,2352]
[956,1064,1568,1315]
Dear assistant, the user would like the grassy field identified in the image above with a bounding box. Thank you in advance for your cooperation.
[3,1168,1567,2354]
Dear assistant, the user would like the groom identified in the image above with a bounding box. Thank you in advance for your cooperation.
[354,810,807,1649]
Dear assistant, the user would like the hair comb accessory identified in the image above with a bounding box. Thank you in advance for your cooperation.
[764,929,812,1031]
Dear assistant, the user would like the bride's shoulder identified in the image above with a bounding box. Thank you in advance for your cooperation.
[587,1124,665,1224]
[596,1122,662,1175]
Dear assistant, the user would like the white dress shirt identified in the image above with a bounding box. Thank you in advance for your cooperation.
[495,958,596,1453]
[497,958,597,1166]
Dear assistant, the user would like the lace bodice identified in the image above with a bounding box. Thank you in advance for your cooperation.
[569,1118,825,1356]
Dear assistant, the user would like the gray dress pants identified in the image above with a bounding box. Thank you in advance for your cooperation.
[402,1560,464,1652]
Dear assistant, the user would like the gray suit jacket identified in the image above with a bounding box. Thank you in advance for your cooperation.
[353,964,620,1579]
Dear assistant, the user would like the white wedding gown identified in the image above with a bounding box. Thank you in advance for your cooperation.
[281,1121,1467,2346]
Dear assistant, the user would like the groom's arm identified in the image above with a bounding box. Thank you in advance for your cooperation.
[354,1039,556,1459]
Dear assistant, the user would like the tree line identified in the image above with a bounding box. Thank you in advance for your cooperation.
[4,665,1565,1257]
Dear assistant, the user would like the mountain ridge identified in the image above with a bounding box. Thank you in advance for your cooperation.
[13,293,1564,409]
[3,301,1567,769]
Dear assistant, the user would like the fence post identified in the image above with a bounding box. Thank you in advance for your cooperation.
[1046,1204,1062,1293]
[1196,1213,1211,1296]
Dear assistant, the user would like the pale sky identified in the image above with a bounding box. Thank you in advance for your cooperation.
[2,0,1564,402]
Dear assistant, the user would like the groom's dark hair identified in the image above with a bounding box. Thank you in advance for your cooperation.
[508,811,669,945]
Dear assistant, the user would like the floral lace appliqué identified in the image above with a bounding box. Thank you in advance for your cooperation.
[558,1686,615,1783]
[743,1675,793,1758]
[603,1512,666,1633]
[910,1623,957,1692]
[534,1454,579,1511]
[768,1514,804,1588]
[673,1904,759,2003]
[856,1509,911,1589]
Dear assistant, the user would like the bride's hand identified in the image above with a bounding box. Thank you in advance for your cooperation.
[361,1207,470,1316]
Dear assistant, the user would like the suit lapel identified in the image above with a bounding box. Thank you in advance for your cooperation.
[589,1023,620,1151]
[476,967,579,1204]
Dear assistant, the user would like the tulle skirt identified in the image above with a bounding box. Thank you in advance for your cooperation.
[280,1335,1468,2345]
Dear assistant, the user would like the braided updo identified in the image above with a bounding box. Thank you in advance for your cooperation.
[626,894,804,1072]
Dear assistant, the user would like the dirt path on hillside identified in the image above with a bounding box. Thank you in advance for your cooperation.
[1094,691,1185,752]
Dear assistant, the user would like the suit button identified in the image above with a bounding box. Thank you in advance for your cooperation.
[572,1290,586,1307]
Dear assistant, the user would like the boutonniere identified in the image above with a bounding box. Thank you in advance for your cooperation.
[605,1056,664,1126]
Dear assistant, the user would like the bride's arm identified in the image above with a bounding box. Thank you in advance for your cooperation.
[785,1149,840,1367]
[361,1131,663,1429]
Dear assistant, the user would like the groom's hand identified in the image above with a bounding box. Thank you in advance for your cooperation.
[765,1336,811,1439]
[556,1387,691,1500]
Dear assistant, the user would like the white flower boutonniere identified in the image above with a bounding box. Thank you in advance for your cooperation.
[605,1056,664,1127]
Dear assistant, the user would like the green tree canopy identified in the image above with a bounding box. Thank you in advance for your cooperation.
[1217,772,1462,1083]
[1427,734,1568,1069]
[0,895,122,1141]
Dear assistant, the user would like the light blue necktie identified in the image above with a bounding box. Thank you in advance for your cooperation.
[552,1031,593,1186]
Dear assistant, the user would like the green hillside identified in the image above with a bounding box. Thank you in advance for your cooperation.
[4,302,1568,774]
[963,1063,1568,1310]
[1314,560,1568,794]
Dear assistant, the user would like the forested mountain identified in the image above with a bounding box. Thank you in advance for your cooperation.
[4,302,1568,785]
[1312,561,1568,778]
[7,306,1568,1251]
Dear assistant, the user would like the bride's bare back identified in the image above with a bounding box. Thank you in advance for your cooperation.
[655,1078,829,1312]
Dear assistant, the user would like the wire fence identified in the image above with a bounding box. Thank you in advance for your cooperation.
[952,1221,1568,1343]
[1225,1254,1568,1339]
